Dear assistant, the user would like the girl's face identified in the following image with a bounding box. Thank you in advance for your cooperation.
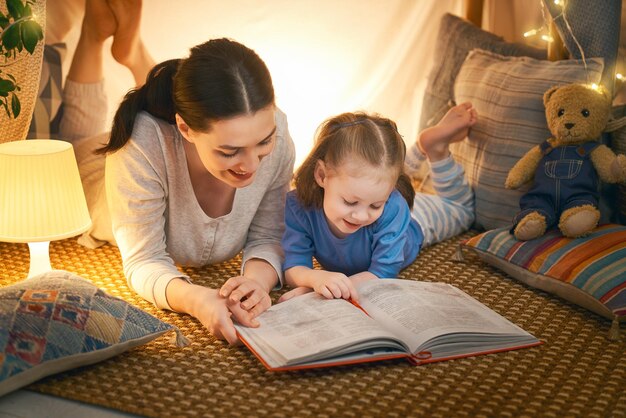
[177,105,276,188]
[314,160,395,239]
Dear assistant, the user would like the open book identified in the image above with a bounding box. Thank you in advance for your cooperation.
[235,279,542,371]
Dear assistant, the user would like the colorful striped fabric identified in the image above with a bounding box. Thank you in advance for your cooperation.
[462,224,626,318]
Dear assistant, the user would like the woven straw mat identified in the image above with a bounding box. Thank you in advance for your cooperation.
[1,231,625,418]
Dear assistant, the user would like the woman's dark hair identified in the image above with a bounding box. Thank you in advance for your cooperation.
[98,38,275,154]
[294,112,415,209]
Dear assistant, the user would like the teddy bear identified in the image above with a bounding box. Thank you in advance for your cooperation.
[505,83,626,241]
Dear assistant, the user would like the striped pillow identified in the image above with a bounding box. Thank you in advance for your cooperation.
[461,224,625,336]
[451,49,604,230]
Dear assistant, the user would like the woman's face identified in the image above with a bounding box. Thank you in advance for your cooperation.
[177,105,276,188]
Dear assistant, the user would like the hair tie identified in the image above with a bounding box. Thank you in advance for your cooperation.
[333,119,368,130]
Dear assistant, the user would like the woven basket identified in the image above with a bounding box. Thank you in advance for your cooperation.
[0,0,46,144]
[605,105,626,223]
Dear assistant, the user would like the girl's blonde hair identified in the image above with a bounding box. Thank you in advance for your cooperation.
[294,112,415,209]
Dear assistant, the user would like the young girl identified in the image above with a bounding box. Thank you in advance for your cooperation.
[281,103,476,301]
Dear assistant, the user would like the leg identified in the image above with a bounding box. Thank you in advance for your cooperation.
[67,0,116,84]
[405,102,477,190]
[411,156,475,247]
[108,0,155,86]
[61,0,116,141]
[418,101,477,162]
[404,142,429,179]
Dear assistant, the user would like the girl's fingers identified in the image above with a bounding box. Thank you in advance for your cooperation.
[329,283,343,299]
[278,287,312,303]
[337,280,351,300]
[345,280,359,302]
[321,287,334,299]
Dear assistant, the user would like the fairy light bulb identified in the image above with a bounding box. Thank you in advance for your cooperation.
[524,29,538,38]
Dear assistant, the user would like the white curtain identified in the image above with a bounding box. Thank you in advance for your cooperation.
[59,0,462,167]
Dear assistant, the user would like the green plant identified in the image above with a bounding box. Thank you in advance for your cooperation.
[0,0,43,118]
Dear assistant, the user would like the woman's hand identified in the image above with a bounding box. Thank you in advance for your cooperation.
[167,278,262,345]
[220,276,272,319]
[188,285,241,345]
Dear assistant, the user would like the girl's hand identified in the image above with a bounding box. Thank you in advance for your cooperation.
[314,272,358,301]
[220,276,272,319]
[277,286,313,303]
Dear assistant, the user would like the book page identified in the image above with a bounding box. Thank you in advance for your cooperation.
[235,292,407,367]
[356,279,533,354]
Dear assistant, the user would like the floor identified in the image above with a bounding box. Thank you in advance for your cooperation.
[0,390,140,418]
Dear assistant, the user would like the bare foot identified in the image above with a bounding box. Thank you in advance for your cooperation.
[418,102,477,161]
[108,0,143,65]
[107,0,155,85]
[82,0,117,43]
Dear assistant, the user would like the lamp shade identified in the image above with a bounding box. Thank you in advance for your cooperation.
[0,139,91,243]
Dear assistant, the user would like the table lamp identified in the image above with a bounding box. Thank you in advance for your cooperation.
[0,139,92,278]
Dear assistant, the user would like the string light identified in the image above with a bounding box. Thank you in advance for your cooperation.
[617,74,624,81]
[523,29,538,38]
[521,0,596,86]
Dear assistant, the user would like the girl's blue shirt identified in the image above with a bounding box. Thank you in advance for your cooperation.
[282,189,423,278]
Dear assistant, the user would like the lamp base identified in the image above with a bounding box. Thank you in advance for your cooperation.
[27,241,52,278]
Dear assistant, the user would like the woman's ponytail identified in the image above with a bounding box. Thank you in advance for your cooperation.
[97,59,180,154]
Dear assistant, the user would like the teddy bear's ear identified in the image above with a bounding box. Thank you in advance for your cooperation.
[596,84,612,102]
[543,85,561,107]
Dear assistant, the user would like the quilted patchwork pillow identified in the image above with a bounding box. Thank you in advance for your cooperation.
[460,224,625,339]
[451,49,604,230]
[0,270,185,396]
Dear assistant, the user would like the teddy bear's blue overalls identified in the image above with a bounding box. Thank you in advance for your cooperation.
[513,140,600,229]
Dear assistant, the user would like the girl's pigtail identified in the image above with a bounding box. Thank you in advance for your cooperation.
[396,171,416,210]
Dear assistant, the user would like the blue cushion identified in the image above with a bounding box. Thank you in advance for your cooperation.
[0,270,183,396]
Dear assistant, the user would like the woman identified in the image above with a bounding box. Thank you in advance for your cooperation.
[58,1,295,345]
[104,38,295,345]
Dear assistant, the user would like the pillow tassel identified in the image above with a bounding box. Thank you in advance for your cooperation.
[453,245,465,262]
[608,318,621,341]
[170,327,190,347]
